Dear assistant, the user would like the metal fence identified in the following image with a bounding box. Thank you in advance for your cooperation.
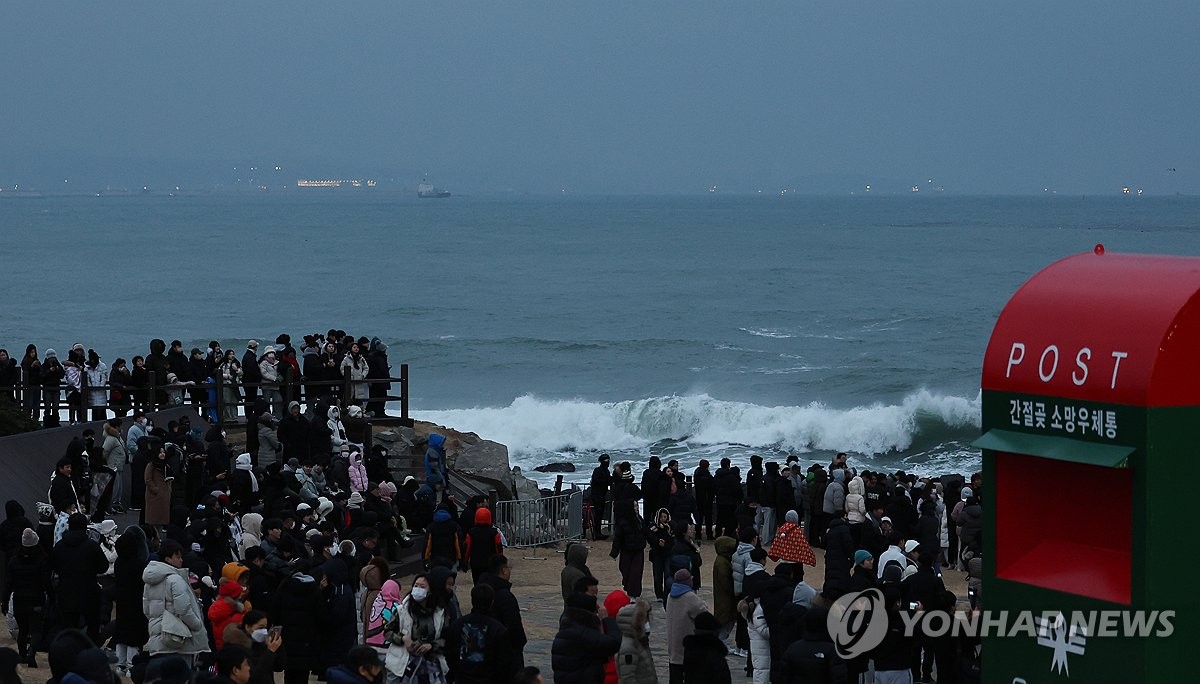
[494,490,584,548]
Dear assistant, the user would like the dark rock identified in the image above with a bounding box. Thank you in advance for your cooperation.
[533,462,576,473]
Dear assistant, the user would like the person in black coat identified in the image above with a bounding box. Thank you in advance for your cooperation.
[112,525,149,673]
[3,529,51,666]
[319,559,358,673]
[667,474,697,528]
[445,583,512,684]
[778,606,846,684]
[242,342,262,404]
[550,593,620,684]
[682,611,732,684]
[0,500,34,561]
[609,465,640,527]
[365,338,390,418]
[51,514,109,644]
[49,458,80,516]
[885,486,917,540]
[478,556,527,671]
[588,454,611,540]
[640,457,664,523]
[692,459,716,540]
[273,570,328,684]
[822,516,854,601]
[915,500,940,563]
[712,459,742,539]
[278,402,311,466]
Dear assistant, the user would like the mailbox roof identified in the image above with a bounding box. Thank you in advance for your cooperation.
[983,250,1200,407]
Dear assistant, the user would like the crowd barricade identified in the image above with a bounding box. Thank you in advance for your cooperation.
[494,490,585,548]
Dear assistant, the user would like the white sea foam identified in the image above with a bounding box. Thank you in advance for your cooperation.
[412,390,981,459]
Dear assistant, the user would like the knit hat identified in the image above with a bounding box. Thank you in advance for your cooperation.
[348,492,365,506]
[347,405,363,418]
[21,528,38,547]
[903,540,920,554]
[902,565,918,581]
[673,568,692,584]
[235,453,253,470]
[45,348,57,360]
[880,516,893,524]
[854,549,873,565]
[960,486,974,500]
[263,346,276,355]
[317,497,334,517]
[785,510,799,524]
[72,342,84,352]
[218,581,244,598]
[296,503,312,513]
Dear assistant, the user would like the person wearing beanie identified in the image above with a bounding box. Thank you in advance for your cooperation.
[851,549,876,592]
[4,528,50,667]
[767,509,816,567]
[683,611,732,684]
[37,347,65,427]
[666,567,707,681]
[550,591,620,684]
[465,507,504,584]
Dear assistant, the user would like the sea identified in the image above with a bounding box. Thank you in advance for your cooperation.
[4,193,1200,488]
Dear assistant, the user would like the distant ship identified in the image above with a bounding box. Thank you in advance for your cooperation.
[417,179,451,198]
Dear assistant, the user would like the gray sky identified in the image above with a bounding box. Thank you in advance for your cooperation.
[2,1,1197,194]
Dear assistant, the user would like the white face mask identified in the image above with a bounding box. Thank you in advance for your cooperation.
[643,623,651,635]
[251,628,268,643]
[410,586,428,602]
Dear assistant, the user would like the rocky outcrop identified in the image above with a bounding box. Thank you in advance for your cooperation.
[534,462,575,473]
[409,420,539,502]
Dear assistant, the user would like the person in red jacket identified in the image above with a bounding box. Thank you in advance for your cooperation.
[601,589,632,684]
[464,507,504,584]
[208,581,247,650]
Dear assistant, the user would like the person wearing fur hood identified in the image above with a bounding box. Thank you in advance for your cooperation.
[615,599,657,684]
[328,406,349,455]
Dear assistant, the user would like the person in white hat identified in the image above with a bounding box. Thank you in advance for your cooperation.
[258,346,282,419]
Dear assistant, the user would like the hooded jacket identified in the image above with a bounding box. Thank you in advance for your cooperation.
[51,528,108,610]
[384,594,447,677]
[551,599,621,684]
[778,607,846,684]
[561,543,592,604]
[425,433,448,484]
[113,526,150,646]
[712,536,738,624]
[348,451,369,492]
[665,582,707,665]
[327,407,348,452]
[425,508,463,566]
[366,579,403,648]
[822,469,846,515]
[845,476,867,524]
[142,560,209,655]
[239,513,263,557]
[465,508,503,571]
[0,501,34,557]
[647,508,673,562]
[103,422,129,471]
[615,600,656,684]
[682,621,732,684]
[732,541,755,595]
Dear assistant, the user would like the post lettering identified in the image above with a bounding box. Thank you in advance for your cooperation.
[1110,351,1128,389]
[1038,345,1059,382]
[1006,343,1026,378]
[1072,348,1091,386]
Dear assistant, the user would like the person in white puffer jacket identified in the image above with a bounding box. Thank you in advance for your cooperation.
[739,594,771,684]
[846,475,868,547]
[142,539,210,657]
[328,405,349,455]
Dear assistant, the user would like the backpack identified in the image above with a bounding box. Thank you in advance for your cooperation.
[457,620,490,665]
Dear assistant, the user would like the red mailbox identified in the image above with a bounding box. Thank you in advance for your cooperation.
[977,249,1200,681]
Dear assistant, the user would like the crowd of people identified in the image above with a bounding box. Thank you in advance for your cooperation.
[0,331,395,429]
[0,333,987,684]
[577,452,984,684]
